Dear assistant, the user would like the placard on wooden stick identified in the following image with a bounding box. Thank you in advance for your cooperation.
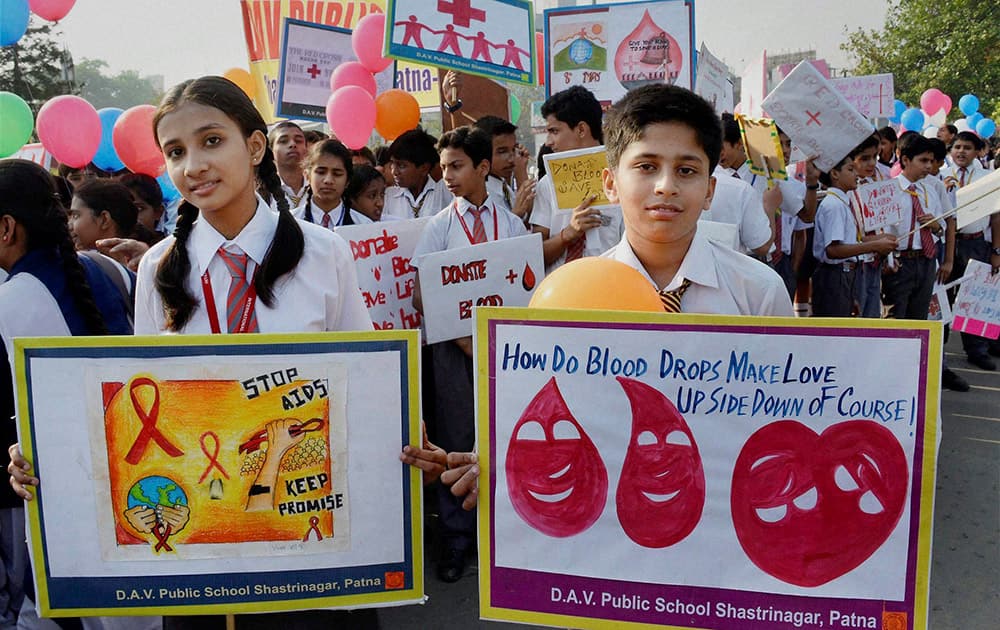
[736,115,787,184]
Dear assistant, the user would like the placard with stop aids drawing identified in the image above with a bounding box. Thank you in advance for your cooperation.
[475,308,940,630]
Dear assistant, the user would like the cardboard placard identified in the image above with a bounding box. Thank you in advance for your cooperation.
[15,332,422,616]
[830,73,895,119]
[336,218,431,331]
[736,115,787,183]
[854,180,906,232]
[418,233,543,343]
[542,145,614,212]
[384,0,536,85]
[739,50,767,117]
[952,260,1000,340]
[693,43,734,114]
[955,168,1000,230]
[476,308,940,630]
[762,61,873,172]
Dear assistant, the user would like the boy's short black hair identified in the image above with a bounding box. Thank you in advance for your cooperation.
[720,112,741,145]
[388,127,439,167]
[304,129,328,144]
[604,84,722,172]
[877,126,897,143]
[943,124,958,136]
[954,130,985,151]
[849,133,881,158]
[437,125,493,168]
[351,146,377,167]
[267,121,304,147]
[926,137,948,161]
[474,115,517,137]
[818,155,851,188]
[898,133,933,161]
[541,86,604,143]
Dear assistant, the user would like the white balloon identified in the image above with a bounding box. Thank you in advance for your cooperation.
[923,126,939,138]
[928,108,947,127]
[955,118,971,132]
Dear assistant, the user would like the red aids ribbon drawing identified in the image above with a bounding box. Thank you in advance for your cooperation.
[303,516,323,542]
[152,523,173,552]
[125,378,184,465]
[198,432,229,483]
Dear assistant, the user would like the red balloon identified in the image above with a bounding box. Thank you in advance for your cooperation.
[112,105,165,177]
[28,0,75,22]
[36,95,100,168]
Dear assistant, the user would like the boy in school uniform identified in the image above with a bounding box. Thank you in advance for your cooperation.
[411,126,527,582]
[877,126,898,174]
[600,84,793,317]
[268,121,309,208]
[382,128,452,219]
[850,133,892,317]
[473,115,536,221]
[530,86,623,272]
[882,134,948,320]
[811,156,897,316]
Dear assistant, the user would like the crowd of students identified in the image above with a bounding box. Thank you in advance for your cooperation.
[0,73,997,627]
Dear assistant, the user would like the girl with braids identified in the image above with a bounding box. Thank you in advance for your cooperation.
[0,159,133,627]
[345,165,391,224]
[291,138,356,228]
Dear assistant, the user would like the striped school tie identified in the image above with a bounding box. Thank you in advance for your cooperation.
[469,207,488,243]
[320,212,332,229]
[906,185,937,259]
[217,246,259,333]
[659,279,691,313]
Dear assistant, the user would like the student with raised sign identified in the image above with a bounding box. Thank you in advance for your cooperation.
[411,125,527,583]
[529,86,623,271]
[811,156,897,317]
[473,115,536,221]
[382,128,452,220]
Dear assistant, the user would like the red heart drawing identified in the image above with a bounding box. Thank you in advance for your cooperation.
[506,377,607,538]
[615,377,705,548]
[731,420,909,587]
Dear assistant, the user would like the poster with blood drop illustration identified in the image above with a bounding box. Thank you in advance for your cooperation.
[544,0,694,102]
[476,307,940,629]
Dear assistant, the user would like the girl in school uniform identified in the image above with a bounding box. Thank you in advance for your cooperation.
[10,76,374,628]
[0,160,138,629]
[344,165,390,224]
[291,139,359,230]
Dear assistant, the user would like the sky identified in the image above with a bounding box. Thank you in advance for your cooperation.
[54,0,890,90]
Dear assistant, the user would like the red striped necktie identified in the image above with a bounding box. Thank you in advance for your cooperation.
[217,246,259,333]
[469,207,488,244]
[906,185,936,259]
[320,212,332,229]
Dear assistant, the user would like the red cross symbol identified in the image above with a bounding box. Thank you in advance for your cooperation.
[806,110,822,126]
[438,0,485,28]
[505,268,518,284]
[306,63,321,79]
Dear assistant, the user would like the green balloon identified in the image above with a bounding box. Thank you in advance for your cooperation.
[509,93,522,124]
[0,91,34,158]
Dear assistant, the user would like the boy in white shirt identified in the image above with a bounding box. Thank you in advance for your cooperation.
[382,128,452,219]
[473,115,536,221]
[268,122,308,208]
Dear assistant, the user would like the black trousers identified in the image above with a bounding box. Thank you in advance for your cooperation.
[812,263,858,317]
[881,255,935,320]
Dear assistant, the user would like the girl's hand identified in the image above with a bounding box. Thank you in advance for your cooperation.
[8,443,38,501]
[441,452,479,511]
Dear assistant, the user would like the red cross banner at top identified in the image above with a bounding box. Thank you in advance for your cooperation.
[438,0,485,28]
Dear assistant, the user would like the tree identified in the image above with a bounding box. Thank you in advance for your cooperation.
[841,0,999,120]
[0,21,72,114]
[76,59,163,109]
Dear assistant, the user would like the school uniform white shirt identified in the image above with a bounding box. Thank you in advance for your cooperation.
[600,230,794,317]
[411,193,529,266]
[530,173,624,272]
[486,174,517,213]
[812,188,860,264]
[382,176,452,220]
[736,163,804,255]
[702,168,771,253]
[885,175,944,252]
[292,199,348,229]
[348,210,402,225]
[280,178,308,208]
[135,195,373,335]
[875,162,892,181]
[940,164,991,235]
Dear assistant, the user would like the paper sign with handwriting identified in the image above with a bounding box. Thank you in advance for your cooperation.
[830,73,894,119]
[694,44,734,114]
[855,180,905,232]
[762,61,873,172]
[952,260,1000,340]
[543,146,614,212]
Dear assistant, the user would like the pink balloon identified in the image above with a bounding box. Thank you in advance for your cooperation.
[330,61,377,97]
[352,13,391,73]
[28,0,76,22]
[327,86,375,150]
[939,93,953,115]
[36,95,100,168]
[919,88,942,113]
[112,105,166,177]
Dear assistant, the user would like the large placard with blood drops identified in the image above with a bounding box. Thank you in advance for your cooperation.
[14,331,422,617]
[543,0,695,103]
[475,308,940,630]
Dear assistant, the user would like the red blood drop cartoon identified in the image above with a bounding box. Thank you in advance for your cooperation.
[615,376,705,548]
[522,263,536,291]
[506,377,607,537]
[731,420,908,587]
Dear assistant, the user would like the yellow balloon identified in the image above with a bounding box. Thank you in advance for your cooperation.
[223,68,256,99]
[529,257,664,312]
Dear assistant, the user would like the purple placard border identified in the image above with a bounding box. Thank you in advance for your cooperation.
[486,318,931,629]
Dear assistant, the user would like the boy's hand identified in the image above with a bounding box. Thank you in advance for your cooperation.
[511,180,536,220]
[441,452,479,511]
[867,234,897,255]
[804,159,821,187]
[916,213,941,235]
[762,186,783,213]
[565,194,601,240]
[513,144,530,183]
[937,260,953,283]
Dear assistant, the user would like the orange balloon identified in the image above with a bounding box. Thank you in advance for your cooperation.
[375,89,420,140]
[529,257,664,312]
[223,68,256,99]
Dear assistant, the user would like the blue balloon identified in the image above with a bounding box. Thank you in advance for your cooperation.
[967,112,984,128]
[157,173,180,204]
[0,0,30,47]
[976,118,996,138]
[93,108,125,172]
[889,99,906,123]
[900,107,925,130]
[958,94,979,117]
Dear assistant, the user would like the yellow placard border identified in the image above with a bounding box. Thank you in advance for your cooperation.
[14,330,424,617]
[474,307,940,630]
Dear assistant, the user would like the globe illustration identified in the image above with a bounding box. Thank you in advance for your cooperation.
[568,38,593,65]
[127,475,188,510]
